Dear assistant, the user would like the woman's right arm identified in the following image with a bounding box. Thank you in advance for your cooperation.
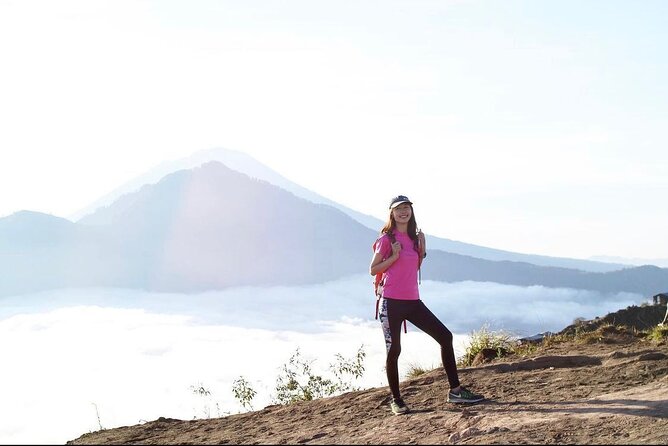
[369,243,400,276]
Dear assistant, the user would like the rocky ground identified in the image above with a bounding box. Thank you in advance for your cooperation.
[68,305,668,445]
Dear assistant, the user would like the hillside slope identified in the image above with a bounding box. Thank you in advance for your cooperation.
[68,306,668,445]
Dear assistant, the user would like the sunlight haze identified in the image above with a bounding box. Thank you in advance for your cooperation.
[1,0,667,261]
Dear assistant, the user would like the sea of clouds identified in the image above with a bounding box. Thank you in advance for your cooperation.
[0,274,646,444]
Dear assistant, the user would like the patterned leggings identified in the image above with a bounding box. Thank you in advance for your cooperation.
[378,297,460,400]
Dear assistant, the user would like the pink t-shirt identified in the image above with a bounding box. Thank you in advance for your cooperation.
[374,230,420,300]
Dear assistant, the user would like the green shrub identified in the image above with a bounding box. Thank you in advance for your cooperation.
[330,345,366,393]
[232,376,257,411]
[272,345,366,405]
[646,325,668,343]
[458,324,517,367]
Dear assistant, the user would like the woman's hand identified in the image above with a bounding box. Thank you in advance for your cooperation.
[369,241,402,275]
[391,241,402,259]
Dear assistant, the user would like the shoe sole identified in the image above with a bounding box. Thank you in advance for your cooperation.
[447,397,485,404]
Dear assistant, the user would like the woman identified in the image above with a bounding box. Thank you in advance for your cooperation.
[369,195,484,415]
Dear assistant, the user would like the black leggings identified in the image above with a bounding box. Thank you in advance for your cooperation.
[378,297,460,399]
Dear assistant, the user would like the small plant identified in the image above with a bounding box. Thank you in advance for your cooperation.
[511,342,538,358]
[190,381,214,419]
[540,332,573,348]
[572,322,628,344]
[458,324,518,367]
[272,345,366,405]
[405,361,431,379]
[273,348,336,404]
[575,331,602,344]
[91,402,104,431]
[190,382,212,397]
[232,376,257,412]
[646,325,668,343]
[330,344,366,392]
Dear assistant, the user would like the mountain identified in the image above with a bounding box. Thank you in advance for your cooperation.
[0,211,113,295]
[71,147,629,273]
[422,251,668,296]
[0,210,79,248]
[3,160,667,298]
[70,147,385,232]
[590,255,668,269]
[0,162,377,296]
[80,161,377,291]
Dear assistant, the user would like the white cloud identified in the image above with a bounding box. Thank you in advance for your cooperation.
[0,276,647,444]
[0,305,462,444]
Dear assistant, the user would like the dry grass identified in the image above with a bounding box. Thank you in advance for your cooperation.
[459,322,662,366]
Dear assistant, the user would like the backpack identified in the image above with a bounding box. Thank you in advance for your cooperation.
[372,230,425,333]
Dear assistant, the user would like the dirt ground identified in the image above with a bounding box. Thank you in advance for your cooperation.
[68,313,668,445]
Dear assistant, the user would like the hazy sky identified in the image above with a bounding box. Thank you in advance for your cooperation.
[1,0,667,260]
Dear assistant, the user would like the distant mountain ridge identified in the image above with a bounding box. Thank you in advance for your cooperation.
[71,147,629,273]
[589,255,668,269]
[1,160,667,298]
[422,251,668,296]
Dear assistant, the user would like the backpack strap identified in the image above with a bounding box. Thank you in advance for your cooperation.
[373,231,393,319]
[414,235,426,285]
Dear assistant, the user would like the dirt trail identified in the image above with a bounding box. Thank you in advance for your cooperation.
[68,325,668,445]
